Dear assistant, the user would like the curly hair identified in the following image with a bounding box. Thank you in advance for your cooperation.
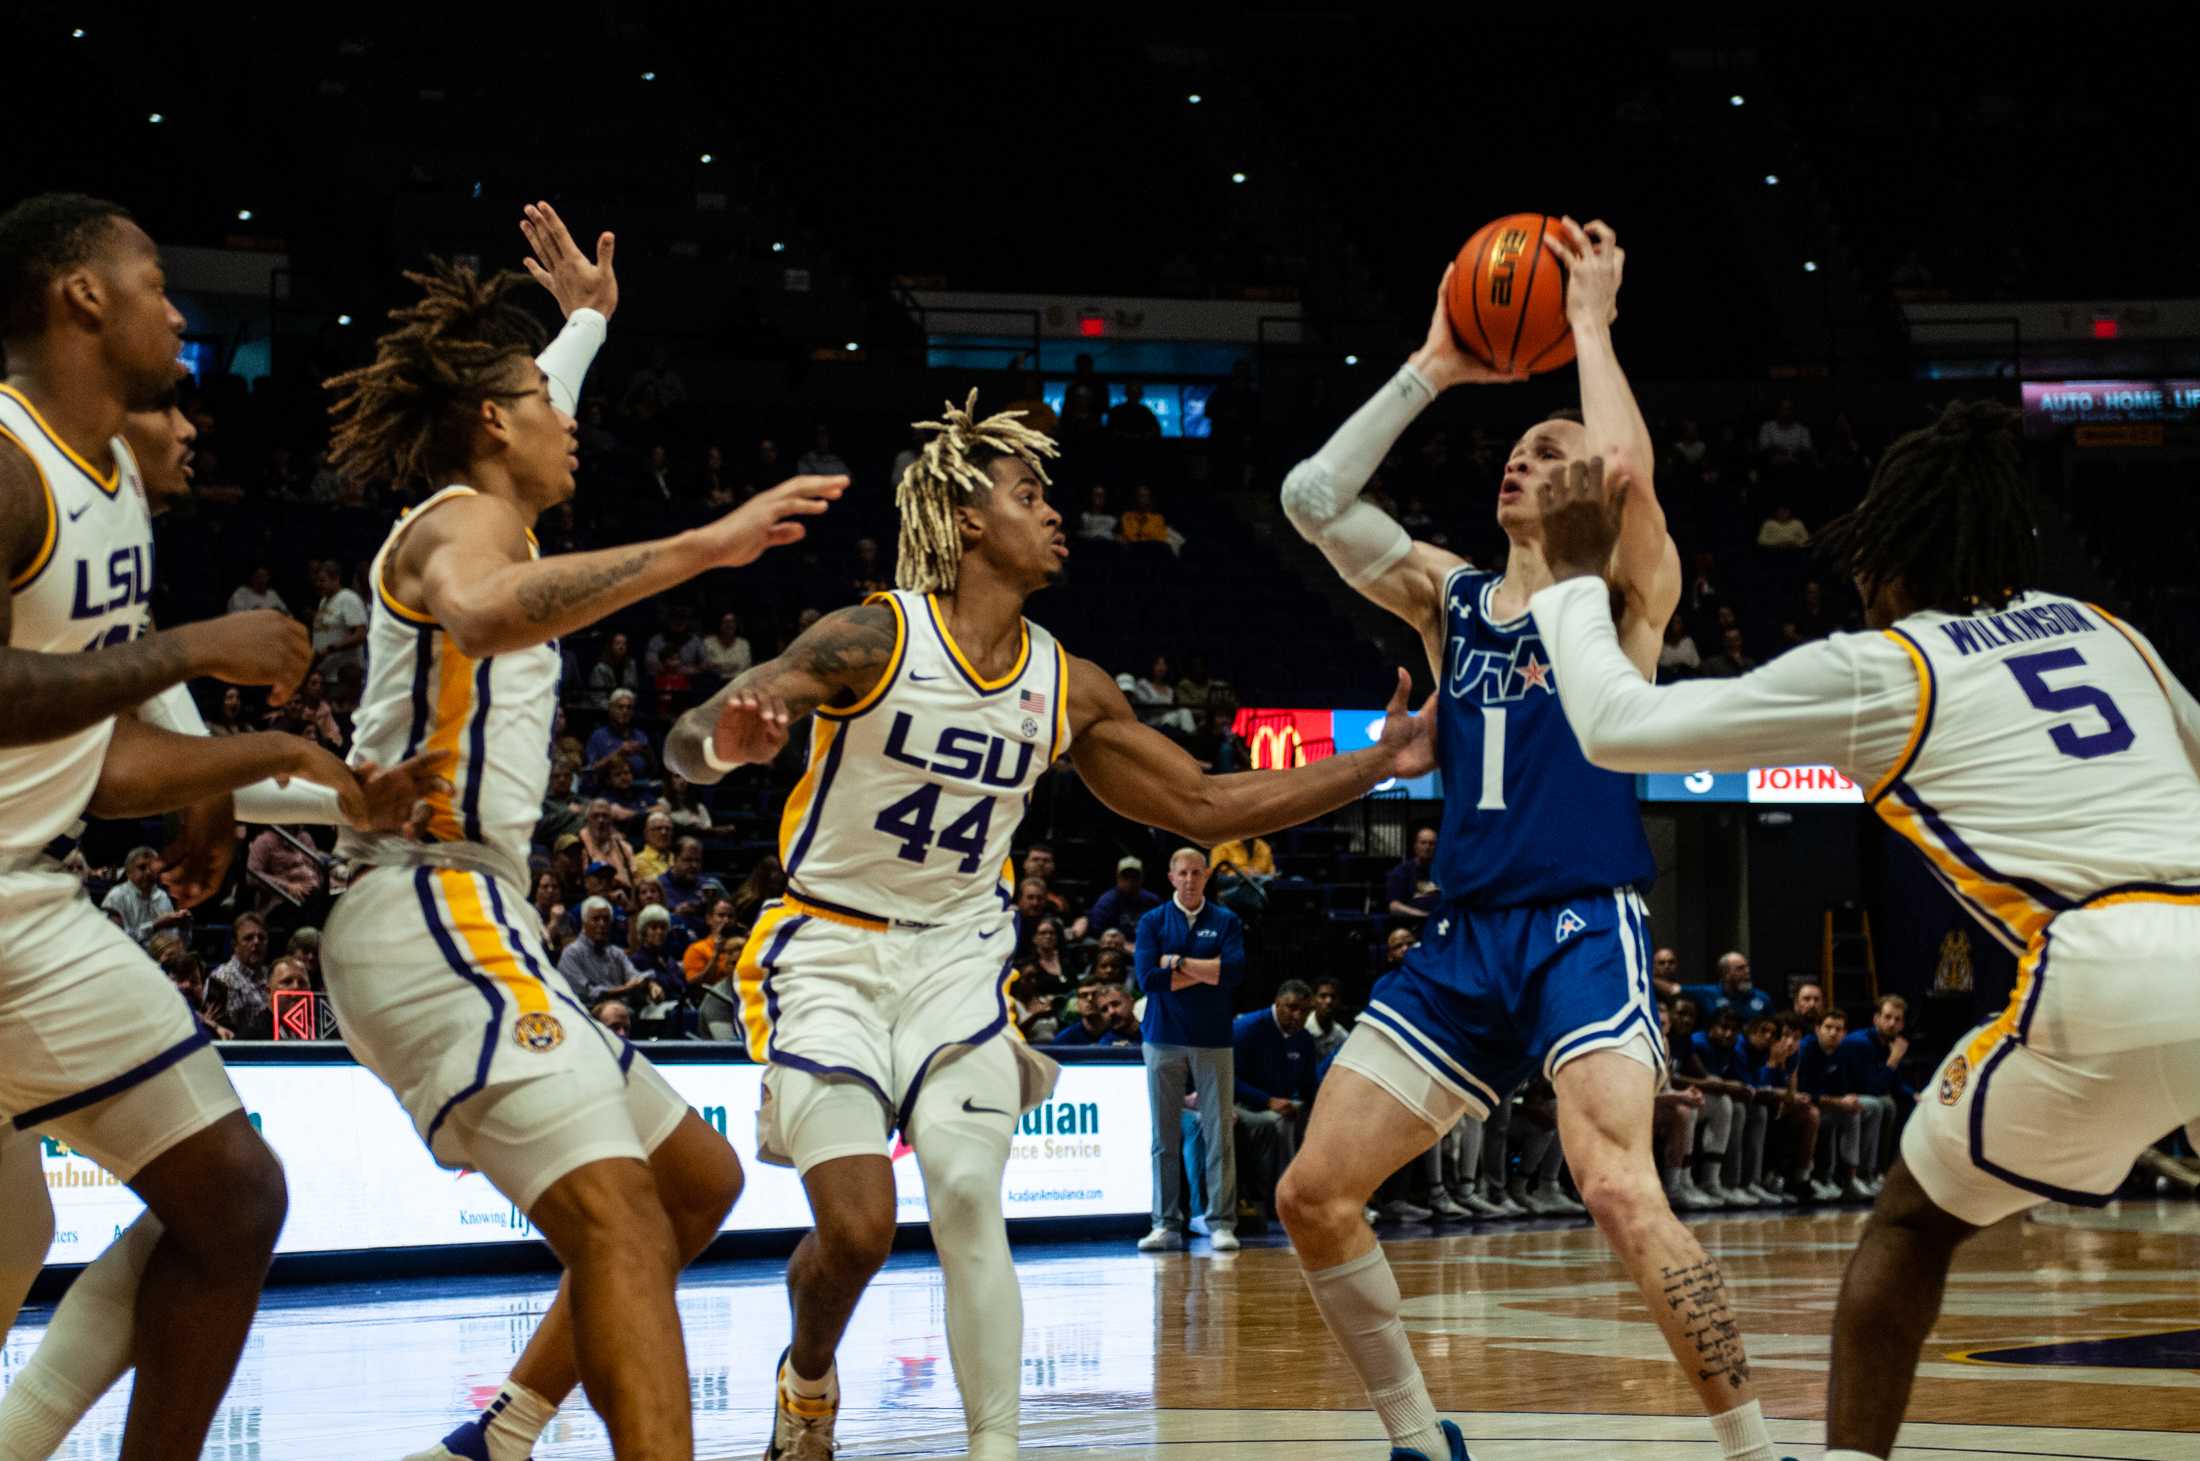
[322,258,546,491]
[893,390,1060,592]
[1817,399,2038,614]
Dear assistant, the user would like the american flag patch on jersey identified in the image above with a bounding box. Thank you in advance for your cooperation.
[1020,689,1047,714]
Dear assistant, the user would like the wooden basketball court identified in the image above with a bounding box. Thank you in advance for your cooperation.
[5,1202,2195,1457]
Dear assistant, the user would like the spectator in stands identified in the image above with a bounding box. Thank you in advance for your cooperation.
[1233,979,1318,1220]
[309,559,368,681]
[1699,626,1756,678]
[632,812,678,883]
[549,831,587,903]
[269,956,312,998]
[1092,946,1133,993]
[247,824,322,905]
[587,636,642,709]
[1077,485,1117,541]
[1107,382,1161,439]
[1051,980,1111,1046]
[1131,656,1198,734]
[266,670,343,749]
[227,565,288,616]
[592,999,633,1038]
[586,688,652,782]
[558,897,641,1008]
[167,953,229,1041]
[1017,843,1072,918]
[1307,974,1354,1061]
[726,852,783,926]
[1797,1007,1881,1200]
[1207,833,1276,885]
[538,758,588,845]
[1013,879,1052,962]
[1135,847,1247,1252]
[1118,483,1168,546]
[1668,418,1709,471]
[285,927,322,992]
[1672,950,1774,1022]
[626,904,687,1002]
[798,425,849,477]
[1756,504,1810,550]
[1385,826,1442,921]
[1012,917,1074,1040]
[681,896,741,984]
[1793,981,1827,1021]
[696,611,753,682]
[579,800,637,892]
[623,344,688,416]
[207,687,253,736]
[656,771,713,832]
[1793,579,1842,642]
[1837,995,1915,1189]
[1658,617,1701,677]
[531,870,574,948]
[641,444,676,508]
[1081,856,1160,942]
[1756,398,1815,467]
[207,912,275,1040]
[101,846,188,946]
[694,941,743,1040]
[601,758,652,819]
[644,603,702,682]
[1099,980,1140,1042]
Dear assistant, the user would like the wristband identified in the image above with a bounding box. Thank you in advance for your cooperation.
[699,735,739,774]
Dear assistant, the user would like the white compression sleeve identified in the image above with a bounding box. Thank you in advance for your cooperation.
[1279,363,1435,585]
[137,683,347,824]
[537,308,607,416]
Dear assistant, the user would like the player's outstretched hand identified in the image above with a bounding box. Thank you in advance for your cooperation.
[520,201,618,321]
[1409,263,1528,392]
[351,750,454,838]
[698,474,849,568]
[1545,216,1622,329]
[271,737,369,827]
[1536,455,1626,583]
[710,689,792,770]
[1376,668,1441,780]
[183,610,313,706]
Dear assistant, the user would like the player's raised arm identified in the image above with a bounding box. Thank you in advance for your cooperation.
[86,712,381,825]
[663,599,902,783]
[1544,217,1680,653]
[1280,266,1522,665]
[519,199,616,414]
[1527,460,1912,777]
[405,471,845,660]
[1066,655,1435,844]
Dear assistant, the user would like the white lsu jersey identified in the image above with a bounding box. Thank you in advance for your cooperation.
[778,589,1073,929]
[1872,593,2200,952]
[337,486,560,890]
[0,385,152,857]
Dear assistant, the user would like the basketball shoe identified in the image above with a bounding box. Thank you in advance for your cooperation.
[766,1346,840,1460]
[1391,1418,1470,1460]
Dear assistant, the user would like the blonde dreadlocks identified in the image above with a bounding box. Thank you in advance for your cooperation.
[894,390,1060,593]
[323,258,547,491]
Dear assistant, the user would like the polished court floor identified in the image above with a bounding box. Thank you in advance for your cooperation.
[6,1202,2198,1458]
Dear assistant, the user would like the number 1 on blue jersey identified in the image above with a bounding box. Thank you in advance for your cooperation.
[1477,705,1507,810]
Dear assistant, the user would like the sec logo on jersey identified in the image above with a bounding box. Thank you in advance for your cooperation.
[513,1012,565,1052]
[1939,1053,1969,1106]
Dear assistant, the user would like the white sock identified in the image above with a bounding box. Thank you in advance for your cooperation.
[1708,1399,1776,1461]
[783,1356,836,1400]
[0,1214,162,1461]
[1304,1246,1447,1458]
[1826,1452,1883,1461]
[914,1122,1021,1455]
[479,1382,556,1461]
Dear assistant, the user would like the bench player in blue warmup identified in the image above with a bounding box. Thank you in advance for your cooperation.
[1273,220,1787,1461]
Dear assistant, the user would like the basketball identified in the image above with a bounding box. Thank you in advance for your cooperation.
[1446,213,1575,375]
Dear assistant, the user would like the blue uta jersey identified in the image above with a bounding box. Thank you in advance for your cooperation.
[1433,567,1655,909]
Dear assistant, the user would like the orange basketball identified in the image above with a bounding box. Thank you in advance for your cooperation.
[1445,213,1574,375]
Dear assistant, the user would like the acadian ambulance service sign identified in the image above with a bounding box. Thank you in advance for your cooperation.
[36,1059,1151,1265]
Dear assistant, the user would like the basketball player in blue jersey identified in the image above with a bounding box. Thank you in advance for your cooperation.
[1273,220,1787,1461]
[1530,403,2200,1461]
[663,393,1437,1461]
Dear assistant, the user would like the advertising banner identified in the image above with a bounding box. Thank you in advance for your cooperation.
[1638,766,1862,805]
[37,1059,1152,1265]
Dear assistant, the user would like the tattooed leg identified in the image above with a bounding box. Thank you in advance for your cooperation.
[1555,1049,1763,1415]
[1828,1160,1977,1457]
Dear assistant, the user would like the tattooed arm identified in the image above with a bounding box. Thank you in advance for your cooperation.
[663,601,899,783]
[393,472,850,660]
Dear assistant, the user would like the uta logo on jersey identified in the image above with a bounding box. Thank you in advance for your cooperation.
[1449,633,1557,705]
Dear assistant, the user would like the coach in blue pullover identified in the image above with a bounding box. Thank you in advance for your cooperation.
[1134,847,1248,1252]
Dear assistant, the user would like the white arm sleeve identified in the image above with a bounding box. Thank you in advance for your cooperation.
[537,308,608,416]
[137,683,348,824]
[1530,577,1920,781]
[1278,363,1434,585]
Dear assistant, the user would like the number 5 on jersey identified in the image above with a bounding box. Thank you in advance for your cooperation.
[875,785,996,873]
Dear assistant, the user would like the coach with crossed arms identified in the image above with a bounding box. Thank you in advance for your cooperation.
[1134,846,1248,1253]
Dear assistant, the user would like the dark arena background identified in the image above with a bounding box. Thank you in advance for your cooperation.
[4,8,2198,1459]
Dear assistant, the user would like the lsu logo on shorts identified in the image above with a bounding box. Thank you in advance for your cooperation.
[514,1012,565,1052]
[1939,1052,1969,1106]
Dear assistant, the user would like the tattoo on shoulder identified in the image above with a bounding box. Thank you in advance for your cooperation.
[516,547,656,624]
[801,602,898,687]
